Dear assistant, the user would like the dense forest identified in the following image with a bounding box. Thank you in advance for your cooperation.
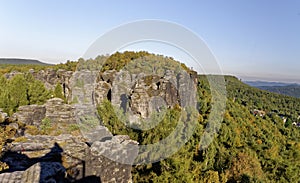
[0,52,299,182]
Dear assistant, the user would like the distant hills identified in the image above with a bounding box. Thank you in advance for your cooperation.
[244,80,300,98]
[0,58,52,65]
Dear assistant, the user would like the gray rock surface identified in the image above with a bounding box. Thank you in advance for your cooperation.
[22,162,66,183]
[98,69,197,122]
[0,162,66,183]
[1,134,137,183]
[14,105,46,126]
[13,98,76,131]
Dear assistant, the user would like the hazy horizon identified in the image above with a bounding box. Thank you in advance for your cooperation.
[0,1,299,82]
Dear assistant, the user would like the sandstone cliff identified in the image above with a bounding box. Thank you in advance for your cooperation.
[0,62,198,182]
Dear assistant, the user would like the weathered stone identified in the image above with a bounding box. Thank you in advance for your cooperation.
[14,105,46,126]
[21,162,66,183]
[102,69,196,120]
[177,72,197,108]
[45,98,76,125]
[13,98,77,133]
[87,135,138,183]
[0,171,23,183]
[1,134,138,183]
[94,81,111,104]
[99,70,117,83]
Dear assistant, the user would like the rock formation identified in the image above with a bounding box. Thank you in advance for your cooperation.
[31,69,73,101]
[0,133,137,182]
[13,98,76,130]
[0,63,198,182]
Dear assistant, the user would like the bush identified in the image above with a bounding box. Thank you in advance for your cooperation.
[40,117,52,134]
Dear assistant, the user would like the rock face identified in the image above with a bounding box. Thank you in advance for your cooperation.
[14,98,76,128]
[31,69,73,101]
[13,105,46,126]
[0,134,137,183]
[87,135,138,183]
[95,69,197,121]
[45,98,76,125]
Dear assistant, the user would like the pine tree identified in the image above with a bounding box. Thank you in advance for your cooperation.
[54,83,66,101]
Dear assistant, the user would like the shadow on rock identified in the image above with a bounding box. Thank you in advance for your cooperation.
[0,142,101,183]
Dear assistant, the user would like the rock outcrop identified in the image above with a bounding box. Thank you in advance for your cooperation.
[13,98,76,129]
[95,69,197,122]
[0,134,137,183]
[1,60,198,182]
[30,69,73,101]
[13,105,46,126]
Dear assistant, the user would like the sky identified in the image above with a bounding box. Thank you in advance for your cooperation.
[0,0,300,82]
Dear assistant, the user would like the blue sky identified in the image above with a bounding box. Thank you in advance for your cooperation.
[0,0,300,82]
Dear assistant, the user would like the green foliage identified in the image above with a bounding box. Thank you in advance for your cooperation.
[27,75,51,104]
[285,118,293,128]
[53,60,78,71]
[0,74,51,115]
[101,51,150,72]
[54,83,66,102]
[40,117,52,134]
[75,51,192,74]
[224,75,300,120]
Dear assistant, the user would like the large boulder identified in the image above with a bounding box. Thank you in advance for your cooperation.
[87,135,138,183]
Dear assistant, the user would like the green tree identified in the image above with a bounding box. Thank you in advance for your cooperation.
[285,118,292,127]
[7,74,28,114]
[28,79,50,104]
[54,83,66,101]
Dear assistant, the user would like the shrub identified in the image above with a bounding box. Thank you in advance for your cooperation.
[40,117,52,134]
